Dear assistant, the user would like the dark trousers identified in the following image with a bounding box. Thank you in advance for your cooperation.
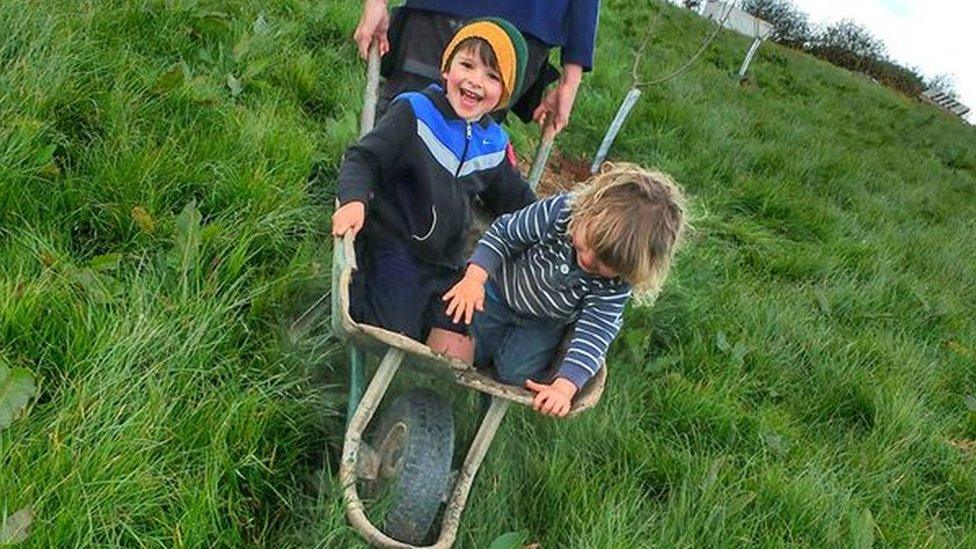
[350,239,466,341]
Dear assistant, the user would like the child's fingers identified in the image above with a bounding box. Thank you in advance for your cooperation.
[532,392,547,412]
[556,401,570,417]
[452,300,467,324]
[541,395,559,415]
[330,216,345,236]
[444,296,458,318]
[463,301,475,325]
[442,286,456,302]
[535,392,557,415]
[525,379,543,393]
[331,217,360,237]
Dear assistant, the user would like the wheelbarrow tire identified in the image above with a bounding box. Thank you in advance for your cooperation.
[367,388,455,545]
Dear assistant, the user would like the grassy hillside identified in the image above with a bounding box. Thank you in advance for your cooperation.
[2,0,975,546]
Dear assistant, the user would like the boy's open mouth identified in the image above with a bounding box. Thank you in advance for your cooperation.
[459,87,483,106]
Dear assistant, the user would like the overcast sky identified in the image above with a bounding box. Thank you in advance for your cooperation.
[669,1,974,122]
[789,0,973,122]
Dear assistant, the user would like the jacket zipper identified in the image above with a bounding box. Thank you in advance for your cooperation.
[454,121,472,178]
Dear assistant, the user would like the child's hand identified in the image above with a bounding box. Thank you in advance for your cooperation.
[332,201,366,237]
[442,264,488,324]
[525,378,578,418]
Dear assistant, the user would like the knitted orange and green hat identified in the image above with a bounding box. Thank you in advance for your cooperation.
[440,18,528,109]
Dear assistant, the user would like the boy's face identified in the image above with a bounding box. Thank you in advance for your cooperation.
[571,226,619,279]
[441,48,504,122]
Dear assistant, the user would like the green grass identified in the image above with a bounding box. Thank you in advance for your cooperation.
[2,0,975,546]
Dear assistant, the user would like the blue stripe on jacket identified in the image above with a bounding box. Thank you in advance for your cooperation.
[469,193,631,388]
[398,88,508,176]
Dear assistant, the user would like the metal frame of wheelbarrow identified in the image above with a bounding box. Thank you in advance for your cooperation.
[331,45,605,548]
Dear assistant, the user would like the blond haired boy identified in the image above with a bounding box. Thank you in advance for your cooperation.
[444,164,687,416]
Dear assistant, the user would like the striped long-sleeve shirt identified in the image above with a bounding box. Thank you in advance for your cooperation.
[469,193,632,388]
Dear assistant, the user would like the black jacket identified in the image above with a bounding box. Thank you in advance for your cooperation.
[338,85,536,269]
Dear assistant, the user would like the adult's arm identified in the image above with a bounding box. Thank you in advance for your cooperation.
[562,0,600,71]
[533,63,583,134]
[533,0,599,134]
[353,0,390,59]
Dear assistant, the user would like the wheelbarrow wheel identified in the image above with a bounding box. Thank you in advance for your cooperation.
[366,388,455,545]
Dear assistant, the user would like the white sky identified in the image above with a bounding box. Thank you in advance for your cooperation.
[786,0,974,122]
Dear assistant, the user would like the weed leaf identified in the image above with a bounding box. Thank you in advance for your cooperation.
[814,286,832,315]
[731,339,749,365]
[647,354,680,375]
[34,144,56,166]
[153,63,186,93]
[90,253,121,272]
[67,266,119,304]
[488,531,527,549]
[964,394,976,413]
[851,507,876,549]
[701,456,725,493]
[0,508,32,544]
[233,37,252,62]
[621,329,646,363]
[715,330,731,353]
[171,201,202,266]
[38,161,61,177]
[0,365,36,431]
[226,73,243,97]
[762,432,790,456]
[252,13,271,36]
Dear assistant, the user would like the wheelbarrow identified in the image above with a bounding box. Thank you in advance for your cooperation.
[331,45,605,548]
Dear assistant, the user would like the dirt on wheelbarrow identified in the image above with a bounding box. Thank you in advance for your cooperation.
[518,148,592,197]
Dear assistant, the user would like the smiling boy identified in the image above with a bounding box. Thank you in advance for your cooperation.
[332,19,536,360]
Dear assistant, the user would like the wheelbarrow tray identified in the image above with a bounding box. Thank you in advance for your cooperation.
[332,233,607,414]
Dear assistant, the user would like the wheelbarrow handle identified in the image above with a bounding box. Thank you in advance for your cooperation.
[527,122,556,192]
[360,42,382,137]
[332,40,379,338]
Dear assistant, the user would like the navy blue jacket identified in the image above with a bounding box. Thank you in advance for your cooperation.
[338,85,536,269]
[405,0,600,70]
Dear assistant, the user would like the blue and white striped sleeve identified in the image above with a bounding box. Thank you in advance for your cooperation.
[558,286,632,389]
[469,193,568,275]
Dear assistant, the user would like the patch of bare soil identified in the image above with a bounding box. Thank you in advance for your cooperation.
[518,148,593,197]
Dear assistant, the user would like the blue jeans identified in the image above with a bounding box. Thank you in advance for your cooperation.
[471,282,568,386]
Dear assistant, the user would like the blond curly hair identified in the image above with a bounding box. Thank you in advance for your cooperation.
[568,163,687,300]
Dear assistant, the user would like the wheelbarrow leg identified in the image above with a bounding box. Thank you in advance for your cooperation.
[434,396,510,547]
[347,345,367,422]
[341,348,406,544]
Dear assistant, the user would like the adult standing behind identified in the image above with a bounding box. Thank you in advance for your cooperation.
[353,0,600,134]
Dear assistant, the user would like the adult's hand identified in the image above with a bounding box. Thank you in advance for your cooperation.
[353,0,390,60]
[532,63,583,135]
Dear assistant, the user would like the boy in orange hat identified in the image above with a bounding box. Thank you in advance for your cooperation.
[332,19,535,361]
